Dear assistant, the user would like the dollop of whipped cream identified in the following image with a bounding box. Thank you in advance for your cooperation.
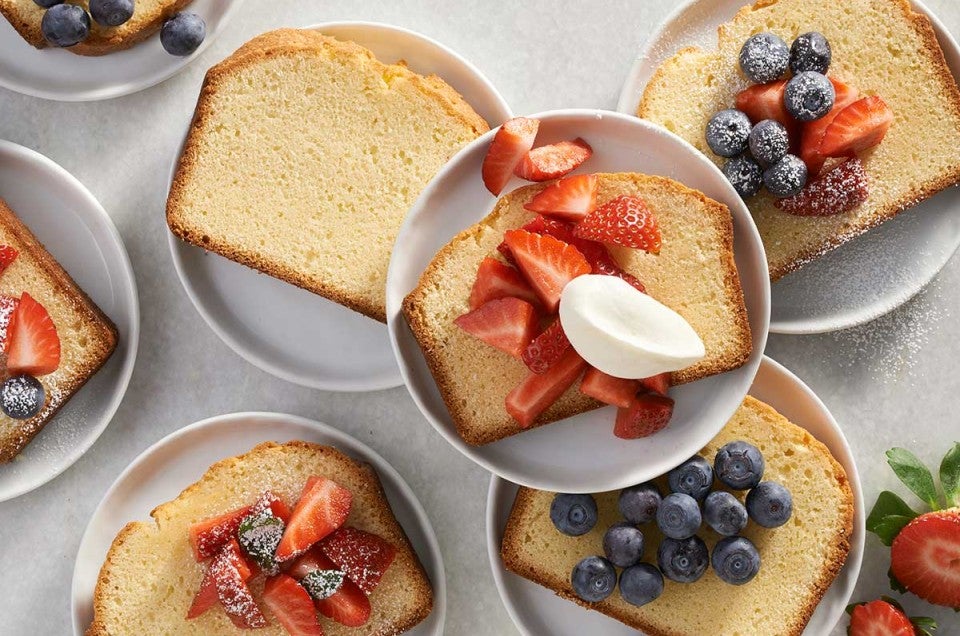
[559,275,705,379]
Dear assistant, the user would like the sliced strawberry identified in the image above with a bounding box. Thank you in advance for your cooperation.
[775,158,868,217]
[848,600,915,636]
[521,215,577,244]
[580,367,638,408]
[189,505,252,561]
[0,245,18,274]
[524,174,598,221]
[454,297,539,358]
[321,526,397,595]
[735,80,794,130]
[0,294,19,351]
[482,117,540,195]
[288,546,339,580]
[639,373,670,396]
[506,348,588,428]
[270,498,292,524]
[514,138,593,182]
[5,292,60,376]
[468,257,541,310]
[263,574,324,636]
[186,563,220,619]
[890,509,960,608]
[502,230,590,313]
[799,78,859,176]
[521,320,571,374]
[315,577,371,628]
[213,540,266,628]
[574,195,661,253]
[275,477,353,562]
[819,96,893,158]
[614,393,675,439]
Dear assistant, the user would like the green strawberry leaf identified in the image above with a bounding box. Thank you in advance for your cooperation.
[845,602,860,616]
[911,616,938,635]
[940,442,960,508]
[867,491,918,545]
[888,568,907,593]
[886,448,940,510]
[880,595,905,612]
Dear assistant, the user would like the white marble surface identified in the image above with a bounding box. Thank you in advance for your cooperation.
[0,1,958,634]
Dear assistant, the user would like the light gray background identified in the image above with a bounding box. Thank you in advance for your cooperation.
[1,1,959,634]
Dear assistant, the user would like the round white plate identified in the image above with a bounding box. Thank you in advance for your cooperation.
[70,411,446,635]
[617,0,960,335]
[387,109,770,494]
[0,0,243,101]
[486,355,865,636]
[168,21,512,392]
[0,140,138,502]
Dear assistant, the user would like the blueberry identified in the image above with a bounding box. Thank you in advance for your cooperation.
[705,109,752,158]
[712,536,761,585]
[667,455,713,501]
[41,4,90,47]
[89,0,134,27]
[784,71,835,122]
[571,556,617,602]
[746,482,793,528]
[748,119,789,166]
[656,492,702,540]
[618,482,661,524]
[714,441,765,490]
[1,375,44,420]
[703,491,748,536]
[550,493,598,536]
[160,12,205,56]
[723,155,763,198]
[790,32,832,74]
[763,154,807,198]
[603,522,644,568]
[657,536,709,583]
[738,33,790,83]
[619,563,664,607]
[33,0,63,7]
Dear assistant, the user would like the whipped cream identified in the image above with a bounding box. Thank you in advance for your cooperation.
[559,275,705,379]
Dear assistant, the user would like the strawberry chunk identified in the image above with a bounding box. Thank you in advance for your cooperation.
[799,78,859,176]
[639,373,670,396]
[580,367,638,408]
[521,320,571,374]
[5,292,60,376]
[213,540,266,628]
[614,393,674,439]
[454,297,539,358]
[276,477,352,561]
[0,294,20,351]
[574,195,661,253]
[321,526,397,595]
[849,600,915,636]
[189,505,252,561]
[263,575,324,636]
[819,96,893,158]
[524,174,598,221]
[468,257,540,310]
[522,215,577,244]
[186,564,220,619]
[514,138,593,182]
[506,348,588,428]
[502,230,590,313]
[735,80,794,130]
[775,158,868,217]
[316,576,371,628]
[482,117,540,195]
[288,546,339,580]
[890,509,960,608]
[0,245,18,274]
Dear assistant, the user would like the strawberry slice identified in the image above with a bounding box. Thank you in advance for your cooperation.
[276,477,353,561]
[580,367,638,408]
[775,158,868,217]
[213,540,266,628]
[799,78,859,176]
[521,320,571,374]
[614,393,675,439]
[186,564,220,619]
[848,600,915,636]
[524,174,598,221]
[502,230,590,313]
[454,297,539,358]
[0,294,20,351]
[506,348,588,428]
[189,505,252,561]
[735,80,794,130]
[263,575,324,636]
[288,546,338,580]
[482,117,540,195]
[574,195,661,253]
[639,373,670,396]
[321,526,397,595]
[819,96,893,158]
[5,292,60,376]
[0,245,18,274]
[316,576,371,628]
[514,138,593,182]
[468,257,541,310]
[889,509,960,608]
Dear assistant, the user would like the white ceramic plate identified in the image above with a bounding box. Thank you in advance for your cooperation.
[168,21,512,392]
[486,355,865,636]
[0,140,138,502]
[70,411,446,635]
[617,0,960,335]
[0,0,242,101]
[387,109,770,494]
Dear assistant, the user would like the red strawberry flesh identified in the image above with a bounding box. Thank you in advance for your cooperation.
[468,257,541,310]
[819,96,893,158]
[316,576,371,627]
[639,373,670,396]
[799,78,859,176]
[848,599,915,636]
[262,574,323,636]
[189,505,252,561]
[502,230,590,313]
[0,245,18,274]
[574,195,661,253]
[506,348,588,428]
[614,393,675,439]
[212,540,266,629]
[514,138,593,182]
[455,297,539,358]
[6,292,60,376]
[579,367,638,408]
[774,158,868,217]
[735,80,796,132]
[482,117,540,195]
[524,174,598,221]
[521,320,571,374]
[275,476,353,561]
[889,509,960,608]
[321,526,397,594]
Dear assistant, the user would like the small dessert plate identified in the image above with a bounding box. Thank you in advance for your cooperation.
[0,140,139,502]
[70,411,446,635]
[486,356,865,636]
[386,109,770,494]
[168,21,512,392]
[0,0,243,101]
[617,0,960,335]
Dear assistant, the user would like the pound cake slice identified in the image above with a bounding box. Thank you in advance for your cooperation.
[402,172,752,445]
[501,395,855,636]
[88,441,433,635]
[167,29,489,322]
[638,0,960,280]
[0,199,117,463]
